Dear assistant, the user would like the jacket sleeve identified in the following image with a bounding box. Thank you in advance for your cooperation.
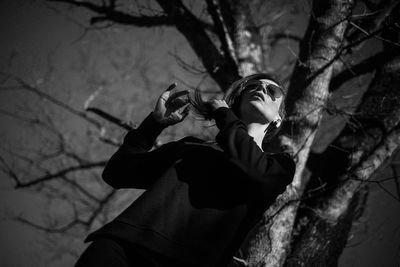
[102,112,178,189]
[212,107,296,198]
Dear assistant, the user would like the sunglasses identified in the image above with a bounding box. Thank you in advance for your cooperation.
[243,80,285,100]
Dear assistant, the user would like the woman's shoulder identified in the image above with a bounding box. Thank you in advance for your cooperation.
[269,152,296,171]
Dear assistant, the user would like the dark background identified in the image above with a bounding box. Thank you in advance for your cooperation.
[0,0,399,266]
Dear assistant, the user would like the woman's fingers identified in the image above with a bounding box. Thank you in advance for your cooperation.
[165,90,189,105]
[178,104,190,121]
[166,83,177,92]
[180,103,190,113]
[154,83,192,126]
[170,90,189,99]
[165,91,189,110]
[160,83,178,103]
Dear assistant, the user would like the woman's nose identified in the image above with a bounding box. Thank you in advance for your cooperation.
[262,86,267,94]
[259,85,276,100]
[257,85,267,95]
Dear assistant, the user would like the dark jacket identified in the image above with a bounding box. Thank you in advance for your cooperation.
[85,107,296,267]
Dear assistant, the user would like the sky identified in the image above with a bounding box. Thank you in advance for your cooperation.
[0,0,399,266]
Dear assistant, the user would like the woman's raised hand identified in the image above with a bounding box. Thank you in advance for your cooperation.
[152,83,190,127]
[207,99,229,112]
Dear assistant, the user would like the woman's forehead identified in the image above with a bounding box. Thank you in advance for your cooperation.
[258,79,280,87]
[245,78,280,87]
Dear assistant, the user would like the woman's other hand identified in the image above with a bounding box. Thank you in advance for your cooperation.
[152,83,190,127]
[207,99,229,112]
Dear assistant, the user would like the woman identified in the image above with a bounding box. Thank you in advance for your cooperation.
[75,73,296,267]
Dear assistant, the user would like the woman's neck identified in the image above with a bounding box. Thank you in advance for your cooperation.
[245,122,270,151]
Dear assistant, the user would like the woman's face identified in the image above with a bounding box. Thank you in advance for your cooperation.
[238,79,284,124]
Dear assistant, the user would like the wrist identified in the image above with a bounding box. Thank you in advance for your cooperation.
[211,106,230,118]
[150,111,169,127]
[212,107,239,130]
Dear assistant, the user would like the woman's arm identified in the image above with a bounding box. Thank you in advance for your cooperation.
[102,83,190,189]
[102,112,178,189]
[212,107,296,197]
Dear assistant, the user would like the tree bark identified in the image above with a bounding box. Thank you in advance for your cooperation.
[285,188,369,267]
[229,0,264,76]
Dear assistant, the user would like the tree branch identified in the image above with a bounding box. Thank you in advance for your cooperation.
[391,161,400,200]
[346,0,399,47]
[15,190,116,233]
[48,0,174,27]
[206,0,238,65]
[14,161,107,188]
[1,73,129,146]
[269,32,302,44]
[322,123,400,222]
[0,73,102,129]
[85,107,133,131]
[156,0,240,90]
[330,51,387,91]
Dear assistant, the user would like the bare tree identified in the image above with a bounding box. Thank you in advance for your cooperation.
[2,0,400,266]
[0,25,213,263]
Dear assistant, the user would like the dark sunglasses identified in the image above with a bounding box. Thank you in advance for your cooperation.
[243,80,285,99]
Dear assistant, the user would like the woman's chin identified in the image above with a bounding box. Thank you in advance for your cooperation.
[249,101,267,113]
[240,99,273,123]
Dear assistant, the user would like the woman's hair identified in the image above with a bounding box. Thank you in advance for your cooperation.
[189,73,286,144]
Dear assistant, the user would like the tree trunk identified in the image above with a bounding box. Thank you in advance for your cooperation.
[285,188,369,267]
[284,8,400,265]
[242,0,355,266]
